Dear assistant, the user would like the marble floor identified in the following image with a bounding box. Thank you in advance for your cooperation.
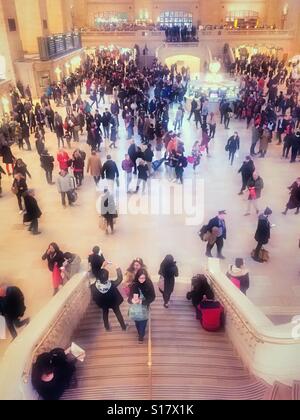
[1,97,300,355]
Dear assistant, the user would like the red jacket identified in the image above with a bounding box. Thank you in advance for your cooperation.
[198,300,224,332]
[57,152,70,171]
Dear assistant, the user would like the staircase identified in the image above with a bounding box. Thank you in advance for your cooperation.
[264,381,300,400]
[62,282,273,400]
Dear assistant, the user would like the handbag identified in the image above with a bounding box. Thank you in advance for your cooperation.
[69,190,78,203]
[128,303,149,322]
[230,277,241,290]
[158,275,165,292]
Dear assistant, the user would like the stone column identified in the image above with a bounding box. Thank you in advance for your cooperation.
[46,0,74,34]
[15,0,49,54]
[0,0,23,82]
[72,0,87,29]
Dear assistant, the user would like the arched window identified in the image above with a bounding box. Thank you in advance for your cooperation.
[0,55,6,80]
[94,12,129,27]
[225,11,259,29]
[159,11,193,28]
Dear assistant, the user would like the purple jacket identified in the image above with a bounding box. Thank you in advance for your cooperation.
[122,159,134,173]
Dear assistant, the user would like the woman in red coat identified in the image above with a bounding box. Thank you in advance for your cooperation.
[57,149,70,172]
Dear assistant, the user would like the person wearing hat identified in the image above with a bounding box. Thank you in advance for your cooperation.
[253,207,272,263]
[205,211,227,259]
[227,258,250,295]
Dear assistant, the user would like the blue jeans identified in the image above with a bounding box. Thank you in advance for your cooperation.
[135,320,148,339]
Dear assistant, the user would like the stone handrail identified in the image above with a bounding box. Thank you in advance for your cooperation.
[199,29,294,38]
[207,259,300,385]
[0,269,91,400]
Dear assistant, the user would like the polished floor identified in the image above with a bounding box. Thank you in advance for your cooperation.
[0,95,300,355]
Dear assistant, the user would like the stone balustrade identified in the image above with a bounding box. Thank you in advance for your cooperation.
[207,259,300,386]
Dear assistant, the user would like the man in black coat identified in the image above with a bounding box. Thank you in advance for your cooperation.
[40,150,54,184]
[101,155,119,191]
[188,98,198,121]
[238,156,255,195]
[206,211,227,259]
[0,285,29,339]
[226,132,240,165]
[23,189,42,235]
[253,207,272,262]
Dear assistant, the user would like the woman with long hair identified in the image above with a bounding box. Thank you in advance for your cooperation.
[42,243,65,295]
[158,255,179,308]
[123,258,146,297]
[128,269,156,343]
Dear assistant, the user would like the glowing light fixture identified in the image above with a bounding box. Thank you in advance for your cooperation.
[1,96,10,113]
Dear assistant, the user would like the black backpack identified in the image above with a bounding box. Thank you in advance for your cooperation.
[199,225,208,241]
[182,156,188,168]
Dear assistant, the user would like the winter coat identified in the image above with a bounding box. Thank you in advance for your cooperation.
[128,279,156,307]
[101,160,119,181]
[286,182,300,210]
[259,129,272,152]
[1,145,15,164]
[1,287,26,320]
[42,250,65,272]
[255,215,271,245]
[57,152,70,171]
[122,159,134,173]
[137,164,149,181]
[143,148,154,163]
[159,261,179,296]
[207,216,227,240]
[56,173,75,193]
[91,268,123,309]
[87,155,102,177]
[88,253,105,279]
[40,153,54,171]
[23,194,42,222]
[239,160,255,183]
[226,136,240,152]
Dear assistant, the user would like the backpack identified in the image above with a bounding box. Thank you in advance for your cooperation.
[182,156,188,168]
[199,225,208,241]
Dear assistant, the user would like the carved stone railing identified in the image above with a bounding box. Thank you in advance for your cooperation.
[0,269,91,400]
[199,29,294,39]
[207,259,300,386]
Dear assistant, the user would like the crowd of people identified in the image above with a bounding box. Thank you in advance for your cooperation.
[1,46,300,399]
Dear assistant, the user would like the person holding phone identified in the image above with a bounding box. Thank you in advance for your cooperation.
[128,269,156,343]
